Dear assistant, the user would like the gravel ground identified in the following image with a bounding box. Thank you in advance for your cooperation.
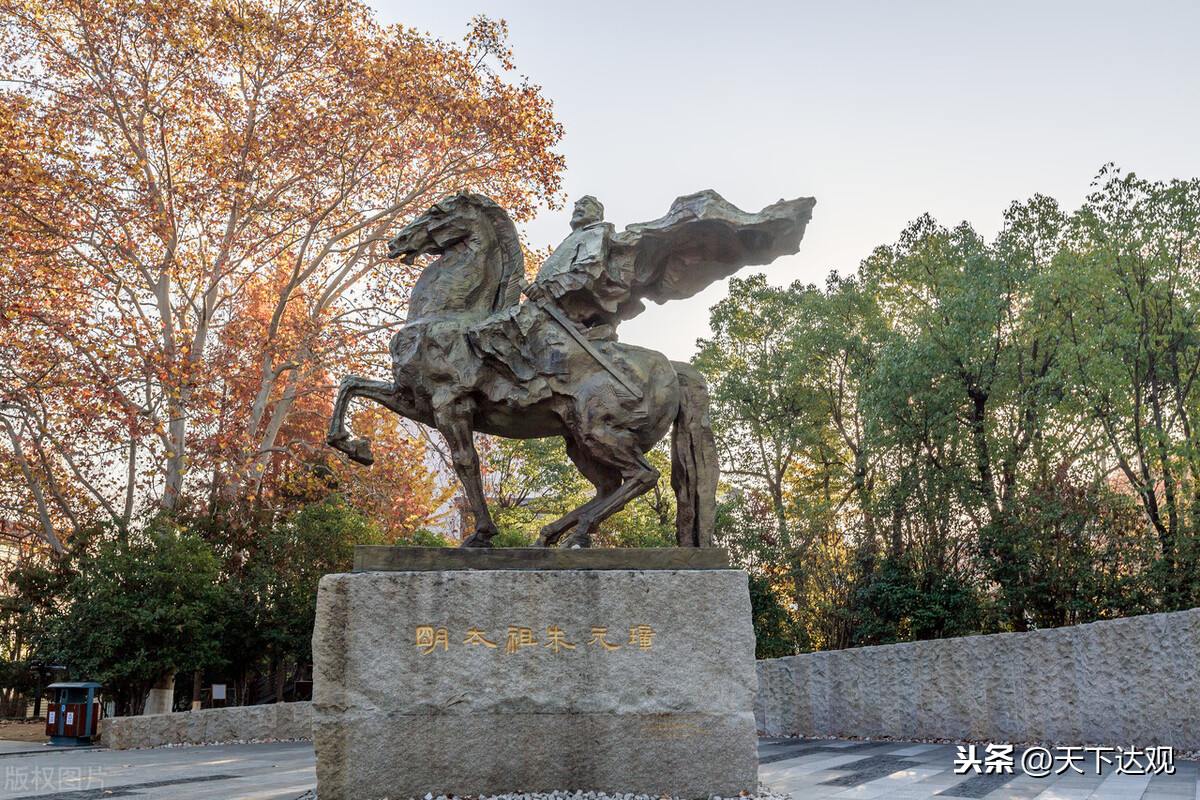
[292,788,792,800]
[145,736,311,749]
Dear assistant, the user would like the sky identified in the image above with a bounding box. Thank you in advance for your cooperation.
[373,0,1200,362]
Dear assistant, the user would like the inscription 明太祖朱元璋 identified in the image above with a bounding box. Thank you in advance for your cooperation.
[414,623,657,654]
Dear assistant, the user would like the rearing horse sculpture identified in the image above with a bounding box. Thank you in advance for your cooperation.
[327,191,814,548]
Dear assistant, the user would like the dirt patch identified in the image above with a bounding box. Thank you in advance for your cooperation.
[0,719,50,743]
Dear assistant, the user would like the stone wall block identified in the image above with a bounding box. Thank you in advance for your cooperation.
[811,650,836,736]
[755,607,1200,749]
[258,704,278,740]
[99,719,125,749]
[159,713,187,746]
[103,702,315,749]
[787,656,811,736]
[1046,626,1085,742]
[205,706,238,743]
[826,648,855,736]
[755,659,790,734]
[873,643,899,739]
[1007,631,1048,741]
[245,705,270,740]
[882,642,917,739]
[971,634,1001,739]
[185,709,210,743]
[277,702,313,739]
[1084,618,1132,743]
[1160,610,1200,744]
[126,716,150,747]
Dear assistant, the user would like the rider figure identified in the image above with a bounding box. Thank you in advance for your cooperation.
[524,196,627,341]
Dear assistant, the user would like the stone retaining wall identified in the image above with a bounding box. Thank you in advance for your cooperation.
[755,607,1200,748]
[102,701,311,749]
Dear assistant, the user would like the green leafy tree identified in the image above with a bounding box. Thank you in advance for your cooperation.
[861,198,1068,541]
[1049,168,1200,605]
[400,529,452,547]
[45,522,225,715]
[216,494,382,703]
[855,196,1080,633]
[977,469,1156,629]
[481,436,588,543]
[747,572,796,658]
[853,552,986,644]
[0,549,72,715]
[699,275,891,650]
[695,276,824,549]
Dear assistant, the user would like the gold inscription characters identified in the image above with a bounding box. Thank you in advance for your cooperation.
[414,623,657,654]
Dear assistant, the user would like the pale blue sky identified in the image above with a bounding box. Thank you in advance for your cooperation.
[374,0,1200,360]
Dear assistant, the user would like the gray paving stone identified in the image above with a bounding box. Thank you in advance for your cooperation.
[938,771,1020,798]
[820,755,922,786]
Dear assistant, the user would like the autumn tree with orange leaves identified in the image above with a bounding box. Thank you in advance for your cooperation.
[0,0,564,551]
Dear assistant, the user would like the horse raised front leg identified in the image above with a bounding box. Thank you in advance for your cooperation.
[435,403,499,548]
[326,375,399,466]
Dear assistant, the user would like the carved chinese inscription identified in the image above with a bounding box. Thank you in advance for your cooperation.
[415,625,449,654]
[415,623,658,654]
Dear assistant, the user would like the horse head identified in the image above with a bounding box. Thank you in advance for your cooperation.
[387,192,526,312]
[387,194,479,264]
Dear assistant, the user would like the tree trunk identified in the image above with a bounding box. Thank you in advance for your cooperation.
[142,671,176,715]
[192,670,202,711]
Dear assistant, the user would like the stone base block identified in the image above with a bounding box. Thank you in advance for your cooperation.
[313,565,757,800]
[316,710,757,799]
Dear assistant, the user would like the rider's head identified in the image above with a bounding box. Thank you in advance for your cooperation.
[570,196,604,229]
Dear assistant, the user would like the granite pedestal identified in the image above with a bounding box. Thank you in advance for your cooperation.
[312,547,758,800]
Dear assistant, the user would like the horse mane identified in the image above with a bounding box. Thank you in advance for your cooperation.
[464,193,525,311]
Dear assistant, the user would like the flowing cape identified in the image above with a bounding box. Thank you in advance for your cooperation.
[604,190,816,323]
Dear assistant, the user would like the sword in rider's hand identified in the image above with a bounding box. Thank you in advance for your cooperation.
[525,286,644,401]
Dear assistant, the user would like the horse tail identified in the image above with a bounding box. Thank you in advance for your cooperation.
[669,361,718,547]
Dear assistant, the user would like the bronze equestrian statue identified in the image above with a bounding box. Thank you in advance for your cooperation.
[327,190,814,548]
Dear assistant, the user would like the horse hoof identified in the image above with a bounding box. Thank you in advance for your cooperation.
[460,533,495,548]
[328,434,375,465]
[559,533,590,549]
[347,439,374,466]
[535,525,566,547]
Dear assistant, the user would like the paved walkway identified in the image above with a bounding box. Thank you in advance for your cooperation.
[0,736,1195,799]
[760,737,1199,800]
[0,740,314,799]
